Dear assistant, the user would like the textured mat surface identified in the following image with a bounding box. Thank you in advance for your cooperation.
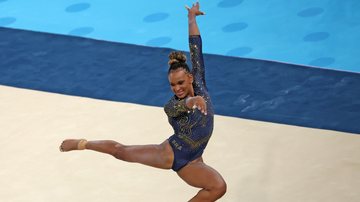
[0,85,359,202]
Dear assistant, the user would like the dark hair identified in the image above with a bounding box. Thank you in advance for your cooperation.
[168,51,190,74]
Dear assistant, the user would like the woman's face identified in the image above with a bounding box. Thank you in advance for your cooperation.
[168,69,194,99]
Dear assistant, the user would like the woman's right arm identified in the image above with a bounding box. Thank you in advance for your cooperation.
[164,96,207,117]
[164,97,189,118]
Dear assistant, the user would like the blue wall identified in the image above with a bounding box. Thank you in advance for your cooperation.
[1,27,359,134]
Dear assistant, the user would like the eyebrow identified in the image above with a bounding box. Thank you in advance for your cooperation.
[170,80,185,86]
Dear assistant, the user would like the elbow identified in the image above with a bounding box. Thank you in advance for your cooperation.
[164,106,175,118]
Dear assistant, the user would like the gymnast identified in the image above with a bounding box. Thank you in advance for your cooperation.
[60,2,226,201]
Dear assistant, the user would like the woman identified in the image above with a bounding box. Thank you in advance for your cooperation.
[60,2,226,201]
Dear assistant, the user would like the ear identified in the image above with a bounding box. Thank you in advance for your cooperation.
[188,73,194,83]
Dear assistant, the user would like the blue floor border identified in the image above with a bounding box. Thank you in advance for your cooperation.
[1,27,359,134]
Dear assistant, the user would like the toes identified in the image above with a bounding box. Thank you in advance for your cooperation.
[59,140,72,152]
[59,139,84,152]
[59,141,65,152]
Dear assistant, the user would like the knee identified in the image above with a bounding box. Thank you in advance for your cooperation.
[112,144,131,161]
[211,179,227,199]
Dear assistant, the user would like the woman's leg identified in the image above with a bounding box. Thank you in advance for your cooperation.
[177,157,227,201]
[60,139,174,169]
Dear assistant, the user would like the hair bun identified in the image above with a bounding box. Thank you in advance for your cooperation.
[168,51,187,66]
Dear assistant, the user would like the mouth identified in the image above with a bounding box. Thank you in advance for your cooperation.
[176,91,185,97]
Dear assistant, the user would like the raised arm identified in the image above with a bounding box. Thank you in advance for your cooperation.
[186,2,207,90]
[186,2,204,35]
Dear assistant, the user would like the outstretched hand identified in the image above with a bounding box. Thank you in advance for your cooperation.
[185,2,205,16]
[186,96,208,115]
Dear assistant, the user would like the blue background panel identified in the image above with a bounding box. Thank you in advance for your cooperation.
[1,27,359,134]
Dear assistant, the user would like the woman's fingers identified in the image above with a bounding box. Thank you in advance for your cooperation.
[189,96,207,115]
[194,96,207,115]
[186,2,205,16]
[201,101,207,115]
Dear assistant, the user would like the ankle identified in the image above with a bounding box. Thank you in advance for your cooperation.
[78,139,88,150]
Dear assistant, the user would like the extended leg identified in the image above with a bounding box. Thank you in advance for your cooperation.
[60,139,174,169]
[177,157,227,202]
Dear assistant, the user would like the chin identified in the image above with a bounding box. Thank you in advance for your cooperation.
[176,93,187,99]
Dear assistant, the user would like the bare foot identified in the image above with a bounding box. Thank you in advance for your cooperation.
[60,139,86,152]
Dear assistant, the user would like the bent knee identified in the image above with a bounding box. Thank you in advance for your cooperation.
[211,179,227,198]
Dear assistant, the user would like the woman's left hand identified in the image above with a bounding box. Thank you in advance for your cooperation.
[185,2,205,16]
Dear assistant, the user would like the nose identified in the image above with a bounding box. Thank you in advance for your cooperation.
[173,85,180,92]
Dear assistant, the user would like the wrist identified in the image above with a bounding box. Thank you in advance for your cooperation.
[188,13,196,20]
[185,96,194,109]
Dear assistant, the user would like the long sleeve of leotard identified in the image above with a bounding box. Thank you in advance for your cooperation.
[189,35,209,99]
[164,97,189,118]
[189,35,207,95]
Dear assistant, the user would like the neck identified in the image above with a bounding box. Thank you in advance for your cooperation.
[189,87,195,97]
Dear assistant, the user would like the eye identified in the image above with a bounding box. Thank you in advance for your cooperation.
[178,80,185,85]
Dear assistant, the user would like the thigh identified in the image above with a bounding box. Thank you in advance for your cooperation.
[123,140,174,169]
[177,157,225,189]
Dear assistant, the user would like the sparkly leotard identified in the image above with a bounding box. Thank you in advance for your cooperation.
[164,35,214,171]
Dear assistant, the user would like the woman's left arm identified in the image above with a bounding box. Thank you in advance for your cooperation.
[186,2,206,88]
[186,2,204,36]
